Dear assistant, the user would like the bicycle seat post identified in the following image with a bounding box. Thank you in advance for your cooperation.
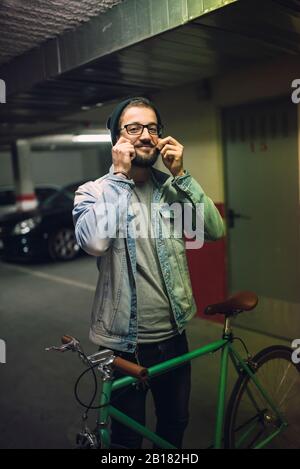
[204,292,258,341]
[223,316,233,340]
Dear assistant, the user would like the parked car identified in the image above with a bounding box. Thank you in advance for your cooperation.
[0,184,60,216]
[0,181,86,262]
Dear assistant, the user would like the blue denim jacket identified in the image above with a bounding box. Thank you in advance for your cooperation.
[73,165,225,352]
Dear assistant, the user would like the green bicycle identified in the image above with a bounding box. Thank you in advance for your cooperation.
[46,291,300,449]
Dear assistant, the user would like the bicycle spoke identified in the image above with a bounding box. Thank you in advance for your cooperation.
[227,346,300,449]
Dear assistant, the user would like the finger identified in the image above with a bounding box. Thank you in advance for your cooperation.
[156,137,170,151]
[161,151,174,162]
[115,141,135,153]
[160,144,177,155]
[157,136,179,149]
[162,150,182,162]
[156,138,163,150]
[116,136,133,145]
[129,147,136,159]
[166,136,180,146]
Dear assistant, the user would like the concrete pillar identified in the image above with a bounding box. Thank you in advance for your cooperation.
[11,140,38,211]
[0,79,6,104]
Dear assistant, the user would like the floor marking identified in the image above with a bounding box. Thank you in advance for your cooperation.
[1,263,95,291]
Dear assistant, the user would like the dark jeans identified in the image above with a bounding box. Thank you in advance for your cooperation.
[104,331,191,449]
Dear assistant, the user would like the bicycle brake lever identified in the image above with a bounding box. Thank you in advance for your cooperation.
[45,344,72,352]
[45,336,82,353]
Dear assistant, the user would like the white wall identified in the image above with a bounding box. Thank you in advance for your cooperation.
[0,146,110,189]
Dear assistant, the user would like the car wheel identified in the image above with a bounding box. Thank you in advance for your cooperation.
[48,227,80,261]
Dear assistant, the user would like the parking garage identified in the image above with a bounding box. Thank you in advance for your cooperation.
[0,0,300,450]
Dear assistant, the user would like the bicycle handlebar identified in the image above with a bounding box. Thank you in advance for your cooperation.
[46,335,148,382]
[61,335,75,345]
[112,356,148,381]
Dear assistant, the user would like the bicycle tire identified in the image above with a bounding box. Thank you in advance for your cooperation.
[224,345,300,449]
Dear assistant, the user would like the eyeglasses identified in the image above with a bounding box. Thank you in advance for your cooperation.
[120,123,163,136]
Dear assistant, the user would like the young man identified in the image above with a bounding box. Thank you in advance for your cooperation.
[73,97,224,448]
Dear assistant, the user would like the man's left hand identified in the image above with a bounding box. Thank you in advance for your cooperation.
[157,136,185,177]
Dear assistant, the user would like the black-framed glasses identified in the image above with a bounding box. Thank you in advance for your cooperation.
[120,123,163,136]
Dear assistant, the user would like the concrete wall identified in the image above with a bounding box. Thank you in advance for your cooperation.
[0,152,14,186]
[152,85,224,204]
[151,54,300,339]
[212,55,300,339]
[31,150,83,186]
[150,55,300,204]
[0,146,110,189]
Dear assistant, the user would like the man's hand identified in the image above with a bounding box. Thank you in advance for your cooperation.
[157,136,185,177]
[112,136,136,174]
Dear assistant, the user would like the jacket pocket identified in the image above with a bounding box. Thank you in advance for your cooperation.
[170,237,194,306]
[92,266,110,325]
[98,249,131,337]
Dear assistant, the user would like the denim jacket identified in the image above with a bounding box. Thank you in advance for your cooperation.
[73,165,225,352]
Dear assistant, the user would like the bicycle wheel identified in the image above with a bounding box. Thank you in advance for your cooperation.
[224,345,300,449]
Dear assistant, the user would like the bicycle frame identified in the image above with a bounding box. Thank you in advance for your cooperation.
[97,332,288,449]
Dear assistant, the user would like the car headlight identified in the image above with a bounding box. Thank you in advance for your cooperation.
[13,216,42,235]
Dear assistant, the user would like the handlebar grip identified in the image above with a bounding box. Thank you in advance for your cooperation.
[112,357,148,381]
[61,335,75,345]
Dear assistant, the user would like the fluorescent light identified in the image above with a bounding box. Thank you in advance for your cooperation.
[72,134,111,143]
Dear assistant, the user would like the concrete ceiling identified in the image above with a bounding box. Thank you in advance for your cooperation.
[0,0,124,66]
[1,0,300,149]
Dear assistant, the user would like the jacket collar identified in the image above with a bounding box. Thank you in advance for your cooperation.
[109,164,171,189]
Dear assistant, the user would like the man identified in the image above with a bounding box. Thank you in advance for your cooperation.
[73,97,224,449]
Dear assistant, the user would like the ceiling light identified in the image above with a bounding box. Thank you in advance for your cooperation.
[72,134,111,143]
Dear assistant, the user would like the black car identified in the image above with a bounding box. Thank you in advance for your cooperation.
[0,184,59,216]
[0,181,86,262]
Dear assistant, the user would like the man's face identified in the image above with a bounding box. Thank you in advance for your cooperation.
[118,106,160,167]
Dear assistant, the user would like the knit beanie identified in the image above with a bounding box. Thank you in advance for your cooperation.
[106,97,163,145]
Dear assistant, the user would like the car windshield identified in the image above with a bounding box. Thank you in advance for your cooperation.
[0,187,58,206]
[41,182,82,208]
[0,190,16,206]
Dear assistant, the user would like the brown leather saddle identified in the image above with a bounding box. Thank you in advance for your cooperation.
[204,291,258,317]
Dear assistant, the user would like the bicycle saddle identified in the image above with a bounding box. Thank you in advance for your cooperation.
[204,291,258,317]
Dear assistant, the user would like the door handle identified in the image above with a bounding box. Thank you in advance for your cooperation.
[227,209,251,228]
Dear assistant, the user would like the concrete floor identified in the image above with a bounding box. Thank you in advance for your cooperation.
[0,256,289,449]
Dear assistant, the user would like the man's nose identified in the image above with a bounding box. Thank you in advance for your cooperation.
[140,127,151,139]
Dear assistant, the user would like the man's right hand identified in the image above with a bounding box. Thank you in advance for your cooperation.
[112,137,136,174]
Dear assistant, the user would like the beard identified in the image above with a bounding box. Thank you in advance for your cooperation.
[131,147,160,167]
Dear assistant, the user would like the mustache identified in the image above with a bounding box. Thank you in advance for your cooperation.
[135,144,155,148]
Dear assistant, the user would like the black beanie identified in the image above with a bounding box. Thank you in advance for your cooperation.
[106,97,163,145]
